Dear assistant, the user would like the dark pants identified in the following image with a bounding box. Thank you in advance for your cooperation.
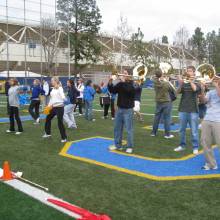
[6,96,10,115]
[9,106,23,132]
[104,99,115,118]
[29,100,40,120]
[198,104,207,119]
[45,107,67,140]
[74,98,83,114]
[152,102,172,136]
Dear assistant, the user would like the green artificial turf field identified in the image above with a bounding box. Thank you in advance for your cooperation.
[0,89,220,220]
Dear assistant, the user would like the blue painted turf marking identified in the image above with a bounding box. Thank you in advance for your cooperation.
[0,114,46,123]
[60,137,220,181]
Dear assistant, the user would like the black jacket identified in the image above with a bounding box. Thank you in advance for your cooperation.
[108,81,135,109]
[5,81,10,96]
[67,85,78,104]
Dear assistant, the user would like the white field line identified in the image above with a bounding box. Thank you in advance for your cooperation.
[92,109,179,118]
[94,103,179,110]
[0,171,80,219]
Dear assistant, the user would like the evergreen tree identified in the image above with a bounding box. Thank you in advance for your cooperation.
[191,27,206,63]
[57,0,102,72]
[162,35,168,44]
[128,27,150,64]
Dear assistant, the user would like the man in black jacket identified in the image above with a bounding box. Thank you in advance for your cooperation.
[5,78,10,115]
[108,69,135,154]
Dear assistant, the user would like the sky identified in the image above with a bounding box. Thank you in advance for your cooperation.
[1,0,220,43]
[96,0,220,42]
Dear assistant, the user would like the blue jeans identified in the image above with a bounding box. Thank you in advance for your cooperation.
[85,100,93,121]
[152,102,172,136]
[179,112,199,149]
[114,108,134,148]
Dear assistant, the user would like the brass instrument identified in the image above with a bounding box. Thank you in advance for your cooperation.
[133,64,148,84]
[111,63,148,83]
[159,62,173,75]
[195,63,220,83]
[150,62,174,81]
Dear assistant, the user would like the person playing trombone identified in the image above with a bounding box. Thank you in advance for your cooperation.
[108,69,135,154]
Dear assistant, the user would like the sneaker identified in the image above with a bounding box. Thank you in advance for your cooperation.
[42,134,51,138]
[79,114,83,116]
[108,145,123,151]
[70,125,77,129]
[6,130,14,133]
[202,164,218,170]
[193,149,199,155]
[111,117,115,121]
[109,145,117,151]
[36,118,40,123]
[15,132,22,135]
[174,146,185,152]
[102,116,108,119]
[92,119,96,122]
[150,133,156,137]
[164,134,174,139]
[61,139,67,143]
[126,148,133,154]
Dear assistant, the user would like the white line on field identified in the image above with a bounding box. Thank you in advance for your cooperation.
[1,171,80,219]
[92,109,179,118]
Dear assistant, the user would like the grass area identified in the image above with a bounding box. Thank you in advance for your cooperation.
[0,89,220,220]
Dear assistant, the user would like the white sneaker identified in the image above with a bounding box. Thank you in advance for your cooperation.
[164,134,174,139]
[126,148,133,154]
[193,149,199,155]
[202,164,218,170]
[42,134,51,138]
[111,118,115,121]
[174,146,185,152]
[15,132,22,135]
[92,119,96,122]
[36,118,40,123]
[79,114,83,116]
[150,133,156,137]
[61,139,67,143]
[6,130,14,133]
[109,145,117,151]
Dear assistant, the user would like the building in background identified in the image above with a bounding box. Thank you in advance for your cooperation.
[0,21,198,77]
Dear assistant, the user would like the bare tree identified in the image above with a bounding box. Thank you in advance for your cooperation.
[173,26,190,49]
[116,15,132,72]
[40,17,59,76]
[173,26,190,73]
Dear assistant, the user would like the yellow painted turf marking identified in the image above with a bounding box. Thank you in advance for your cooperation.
[59,136,220,181]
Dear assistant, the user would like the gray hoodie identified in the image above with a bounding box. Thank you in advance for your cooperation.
[8,86,20,107]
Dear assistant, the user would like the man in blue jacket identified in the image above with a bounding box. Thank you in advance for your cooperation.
[83,80,96,121]
[29,79,44,124]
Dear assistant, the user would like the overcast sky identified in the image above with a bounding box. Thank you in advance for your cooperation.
[96,0,220,42]
[1,0,220,43]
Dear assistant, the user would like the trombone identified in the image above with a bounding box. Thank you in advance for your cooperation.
[195,63,220,84]
[111,64,148,84]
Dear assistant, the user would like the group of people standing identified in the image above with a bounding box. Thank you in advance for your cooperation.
[4,65,220,170]
[149,65,220,170]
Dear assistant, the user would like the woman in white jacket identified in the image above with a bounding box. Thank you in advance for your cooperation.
[43,77,67,142]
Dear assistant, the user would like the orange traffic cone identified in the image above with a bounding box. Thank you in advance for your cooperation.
[0,161,13,181]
